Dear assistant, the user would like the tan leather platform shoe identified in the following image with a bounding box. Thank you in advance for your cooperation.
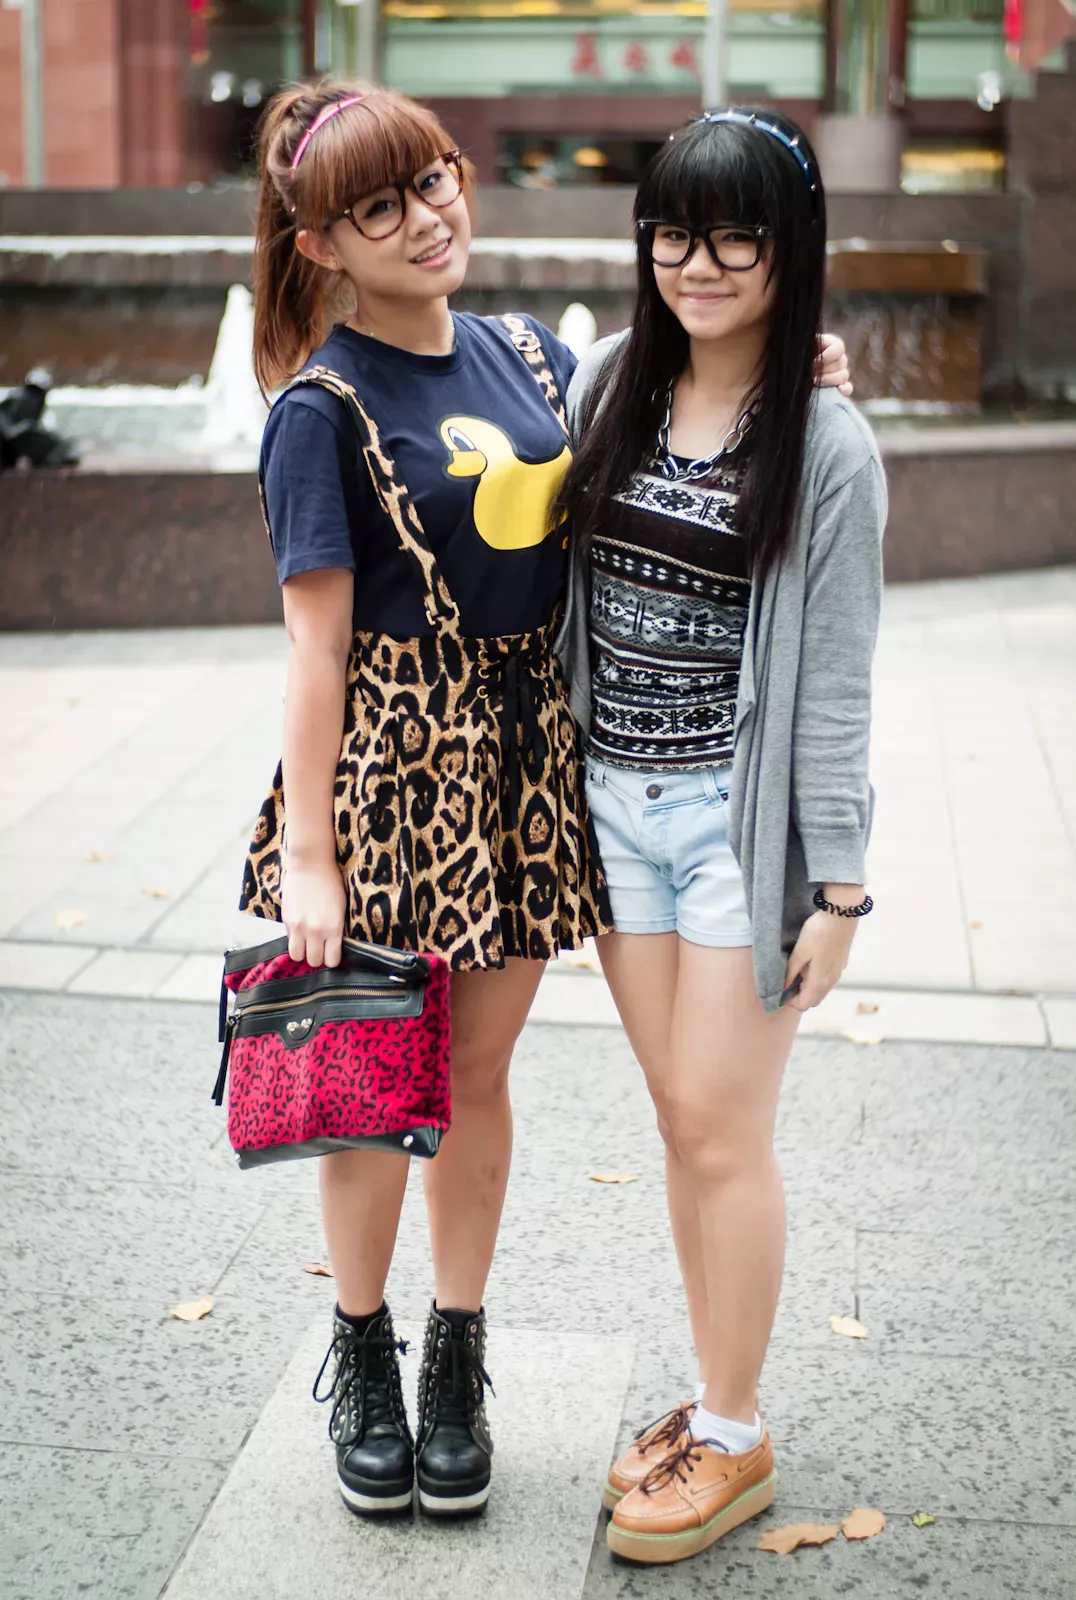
[602,1402,696,1512]
[606,1431,775,1564]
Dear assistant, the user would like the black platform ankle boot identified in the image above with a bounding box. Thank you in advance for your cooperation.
[313,1305,415,1516]
[415,1303,494,1517]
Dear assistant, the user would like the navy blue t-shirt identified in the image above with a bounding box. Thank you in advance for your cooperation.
[260,312,579,637]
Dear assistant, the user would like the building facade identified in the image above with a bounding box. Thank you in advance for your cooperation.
[0,0,1070,191]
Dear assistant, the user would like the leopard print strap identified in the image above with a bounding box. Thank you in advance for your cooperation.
[498,314,569,438]
[286,365,461,634]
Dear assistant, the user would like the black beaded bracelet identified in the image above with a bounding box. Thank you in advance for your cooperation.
[813,888,874,919]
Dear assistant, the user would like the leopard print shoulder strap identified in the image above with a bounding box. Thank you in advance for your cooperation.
[285,366,460,634]
[498,314,569,438]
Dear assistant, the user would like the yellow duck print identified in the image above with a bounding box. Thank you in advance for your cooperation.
[439,416,571,551]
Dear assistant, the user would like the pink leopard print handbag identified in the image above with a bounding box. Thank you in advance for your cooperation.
[213,935,451,1169]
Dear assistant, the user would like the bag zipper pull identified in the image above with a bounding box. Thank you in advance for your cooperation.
[212,1012,239,1107]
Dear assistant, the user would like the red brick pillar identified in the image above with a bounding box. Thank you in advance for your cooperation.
[43,0,124,186]
[0,9,24,186]
[119,0,186,187]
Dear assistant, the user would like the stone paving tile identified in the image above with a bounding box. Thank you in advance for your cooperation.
[799,986,1046,1047]
[857,1229,1076,1361]
[0,1444,225,1600]
[0,1285,320,1460]
[163,1317,634,1600]
[0,938,96,990]
[583,1510,1076,1599]
[154,951,232,1003]
[0,1175,265,1305]
[0,992,238,1186]
[621,1339,1076,1526]
[67,946,184,998]
[1044,997,1076,1049]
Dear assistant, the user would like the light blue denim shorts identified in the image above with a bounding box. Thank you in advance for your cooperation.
[585,756,753,947]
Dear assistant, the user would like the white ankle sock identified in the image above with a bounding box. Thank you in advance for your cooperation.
[690,1403,763,1454]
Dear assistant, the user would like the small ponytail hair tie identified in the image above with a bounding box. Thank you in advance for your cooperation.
[290,95,366,174]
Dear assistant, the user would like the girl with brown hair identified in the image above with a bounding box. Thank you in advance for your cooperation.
[239,79,851,1527]
[242,79,614,1522]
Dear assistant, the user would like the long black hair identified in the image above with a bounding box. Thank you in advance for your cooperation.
[558,107,827,579]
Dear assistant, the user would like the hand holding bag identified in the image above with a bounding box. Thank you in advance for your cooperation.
[214,935,452,1169]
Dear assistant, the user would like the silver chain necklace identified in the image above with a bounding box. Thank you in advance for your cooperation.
[654,385,754,483]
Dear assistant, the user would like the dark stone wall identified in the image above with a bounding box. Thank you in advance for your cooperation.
[0,470,279,630]
[1008,41,1076,389]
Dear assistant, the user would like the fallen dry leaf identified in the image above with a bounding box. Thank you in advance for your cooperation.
[829,1314,869,1340]
[845,1030,885,1046]
[54,909,85,931]
[758,1522,841,1554]
[842,1507,886,1541]
[912,1511,936,1528]
[588,1173,639,1185]
[301,1261,334,1278]
[854,1001,879,1015]
[142,886,171,900]
[969,920,984,930]
[171,1293,213,1322]
[557,946,602,973]
[87,850,117,864]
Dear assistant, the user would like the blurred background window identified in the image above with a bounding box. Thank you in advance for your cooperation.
[186,0,306,183]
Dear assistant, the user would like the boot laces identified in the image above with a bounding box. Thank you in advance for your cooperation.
[634,1403,694,1457]
[313,1326,409,1445]
[640,1436,728,1495]
[427,1332,494,1427]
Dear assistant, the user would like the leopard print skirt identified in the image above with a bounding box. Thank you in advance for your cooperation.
[239,617,613,971]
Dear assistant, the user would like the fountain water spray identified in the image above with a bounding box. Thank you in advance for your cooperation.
[195,283,268,463]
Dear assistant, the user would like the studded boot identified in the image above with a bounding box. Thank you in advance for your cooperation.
[313,1305,414,1515]
[414,1303,494,1516]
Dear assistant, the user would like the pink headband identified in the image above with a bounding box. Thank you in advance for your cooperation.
[290,95,365,174]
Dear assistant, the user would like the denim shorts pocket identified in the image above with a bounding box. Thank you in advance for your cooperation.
[702,766,733,808]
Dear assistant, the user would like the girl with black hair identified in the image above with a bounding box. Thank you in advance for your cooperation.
[557,110,886,1564]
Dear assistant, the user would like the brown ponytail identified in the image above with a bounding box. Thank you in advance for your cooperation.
[252,80,465,395]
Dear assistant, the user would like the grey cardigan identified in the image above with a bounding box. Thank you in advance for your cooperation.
[554,333,887,1012]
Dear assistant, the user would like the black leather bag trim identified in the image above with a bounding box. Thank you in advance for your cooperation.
[234,965,420,1012]
[234,990,426,1046]
[224,935,429,982]
[236,1127,442,1167]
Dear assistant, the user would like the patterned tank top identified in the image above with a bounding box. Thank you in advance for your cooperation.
[587,460,751,771]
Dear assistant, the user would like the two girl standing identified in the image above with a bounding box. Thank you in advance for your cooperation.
[243,81,884,1564]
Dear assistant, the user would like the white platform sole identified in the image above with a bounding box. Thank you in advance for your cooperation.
[417,1482,491,1515]
[338,1479,414,1514]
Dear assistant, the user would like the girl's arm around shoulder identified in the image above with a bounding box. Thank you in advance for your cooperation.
[565,330,629,446]
[791,393,887,888]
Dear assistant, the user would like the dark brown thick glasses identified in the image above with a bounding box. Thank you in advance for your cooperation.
[331,151,464,240]
[637,220,772,271]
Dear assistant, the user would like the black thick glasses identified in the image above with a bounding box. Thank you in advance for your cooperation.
[637,220,772,271]
[331,150,464,240]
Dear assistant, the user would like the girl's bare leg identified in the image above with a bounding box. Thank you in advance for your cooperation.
[601,936,798,1420]
[320,1148,411,1316]
[423,957,546,1310]
[597,931,710,1385]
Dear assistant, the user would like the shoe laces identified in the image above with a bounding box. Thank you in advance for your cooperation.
[426,1330,494,1427]
[313,1325,410,1445]
[640,1436,728,1495]
[634,1403,694,1457]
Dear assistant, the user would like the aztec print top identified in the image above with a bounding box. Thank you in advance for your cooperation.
[587,460,751,771]
[260,312,577,637]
